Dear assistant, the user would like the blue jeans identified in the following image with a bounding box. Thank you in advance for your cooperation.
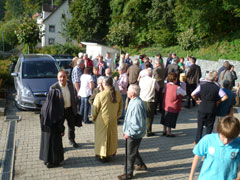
[80,96,90,123]
[120,94,127,118]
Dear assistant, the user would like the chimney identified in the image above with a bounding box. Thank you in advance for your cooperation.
[51,0,54,10]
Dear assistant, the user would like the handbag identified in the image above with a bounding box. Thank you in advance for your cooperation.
[74,113,82,127]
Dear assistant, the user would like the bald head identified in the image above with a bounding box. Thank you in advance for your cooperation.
[105,68,112,76]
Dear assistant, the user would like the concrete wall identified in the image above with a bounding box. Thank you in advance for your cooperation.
[131,55,240,84]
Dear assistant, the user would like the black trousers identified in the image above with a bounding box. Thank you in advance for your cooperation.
[125,138,144,175]
[155,88,163,113]
[195,111,216,143]
[64,107,75,141]
[186,83,197,107]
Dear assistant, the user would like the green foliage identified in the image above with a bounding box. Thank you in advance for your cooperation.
[0,59,12,87]
[177,28,200,52]
[15,17,42,53]
[174,0,240,43]
[125,30,240,61]
[38,43,85,57]
[109,0,152,46]
[112,71,119,78]
[67,0,110,43]
[0,0,6,21]
[107,21,133,51]
[0,19,19,51]
[147,0,177,47]
[4,0,24,20]
[23,0,39,17]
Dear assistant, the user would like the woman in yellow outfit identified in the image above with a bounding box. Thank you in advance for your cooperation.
[92,77,123,162]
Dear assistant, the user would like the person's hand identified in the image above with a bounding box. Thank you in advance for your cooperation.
[124,134,129,140]
[196,99,201,105]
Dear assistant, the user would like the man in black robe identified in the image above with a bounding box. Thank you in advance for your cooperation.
[39,88,65,168]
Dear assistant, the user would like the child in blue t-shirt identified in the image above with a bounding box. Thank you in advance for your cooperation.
[189,116,240,180]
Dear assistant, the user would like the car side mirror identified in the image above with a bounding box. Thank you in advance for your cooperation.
[11,72,18,77]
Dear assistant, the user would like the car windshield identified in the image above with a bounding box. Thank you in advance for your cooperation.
[22,61,58,78]
[57,60,71,69]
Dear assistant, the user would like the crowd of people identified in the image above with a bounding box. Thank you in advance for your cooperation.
[39,52,240,180]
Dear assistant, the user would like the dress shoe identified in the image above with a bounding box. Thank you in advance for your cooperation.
[117,173,133,180]
[95,155,110,163]
[134,164,147,171]
[46,163,60,168]
[84,121,93,124]
[146,132,155,137]
[69,140,79,148]
[162,132,167,136]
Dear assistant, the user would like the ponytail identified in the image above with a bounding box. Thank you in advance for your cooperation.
[103,77,117,103]
[110,86,117,103]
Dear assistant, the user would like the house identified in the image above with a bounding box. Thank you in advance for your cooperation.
[81,42,120,69]
[37,0,75,47]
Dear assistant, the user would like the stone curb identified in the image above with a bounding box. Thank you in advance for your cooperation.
[0,98,6,116]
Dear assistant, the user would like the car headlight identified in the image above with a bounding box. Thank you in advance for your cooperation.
[21,87,33,97]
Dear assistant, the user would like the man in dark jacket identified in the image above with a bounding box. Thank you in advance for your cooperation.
[165,57,180,80]
[126,58,141,85]
[50,70,78,148]
[185,57,202,108]
[153,58,165,113]
[191,71,228,143]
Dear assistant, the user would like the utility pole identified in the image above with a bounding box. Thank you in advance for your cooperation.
[2,30,4,52]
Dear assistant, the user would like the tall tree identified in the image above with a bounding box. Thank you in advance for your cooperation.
[23,0,39,17]
[15,17,42,53]
[4,0,24,20]
[147,0,177,47]
[107,21,133,53]
[174,0,240,43]
[0,0,6,21]
[67,0,111,43]
[109,0,152,46]
[0,19,19,51]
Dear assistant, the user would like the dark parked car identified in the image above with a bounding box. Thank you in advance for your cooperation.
[51,55,74,74]
[11,54,60,110]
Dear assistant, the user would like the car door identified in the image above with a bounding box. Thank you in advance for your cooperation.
[13,56,23,101]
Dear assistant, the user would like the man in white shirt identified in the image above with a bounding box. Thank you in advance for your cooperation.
[105,52,113,70]
[51,70,79,148]
[139,68,159,137]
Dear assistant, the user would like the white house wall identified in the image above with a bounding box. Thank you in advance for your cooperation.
[42,0,71,47]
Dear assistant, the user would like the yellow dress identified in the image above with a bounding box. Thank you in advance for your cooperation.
[92,88,123,157]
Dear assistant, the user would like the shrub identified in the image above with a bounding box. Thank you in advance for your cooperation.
[0,59,13,88]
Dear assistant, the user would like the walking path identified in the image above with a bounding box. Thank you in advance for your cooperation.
[2,91,239,180]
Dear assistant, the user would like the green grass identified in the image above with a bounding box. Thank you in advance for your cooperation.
[124,36,240,61]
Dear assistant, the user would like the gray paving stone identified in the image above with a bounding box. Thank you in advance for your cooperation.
[1,99,239,180]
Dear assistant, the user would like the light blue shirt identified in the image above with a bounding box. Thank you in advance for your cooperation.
[123,97,146,139]
[193,133,240,180]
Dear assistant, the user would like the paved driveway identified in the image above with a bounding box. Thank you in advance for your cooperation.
[3,94,205,180]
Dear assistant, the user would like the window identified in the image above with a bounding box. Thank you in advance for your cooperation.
[49,25,55,32]
[48,38,55,45]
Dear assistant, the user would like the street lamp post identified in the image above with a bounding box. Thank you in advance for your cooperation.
[2,30,4,52]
